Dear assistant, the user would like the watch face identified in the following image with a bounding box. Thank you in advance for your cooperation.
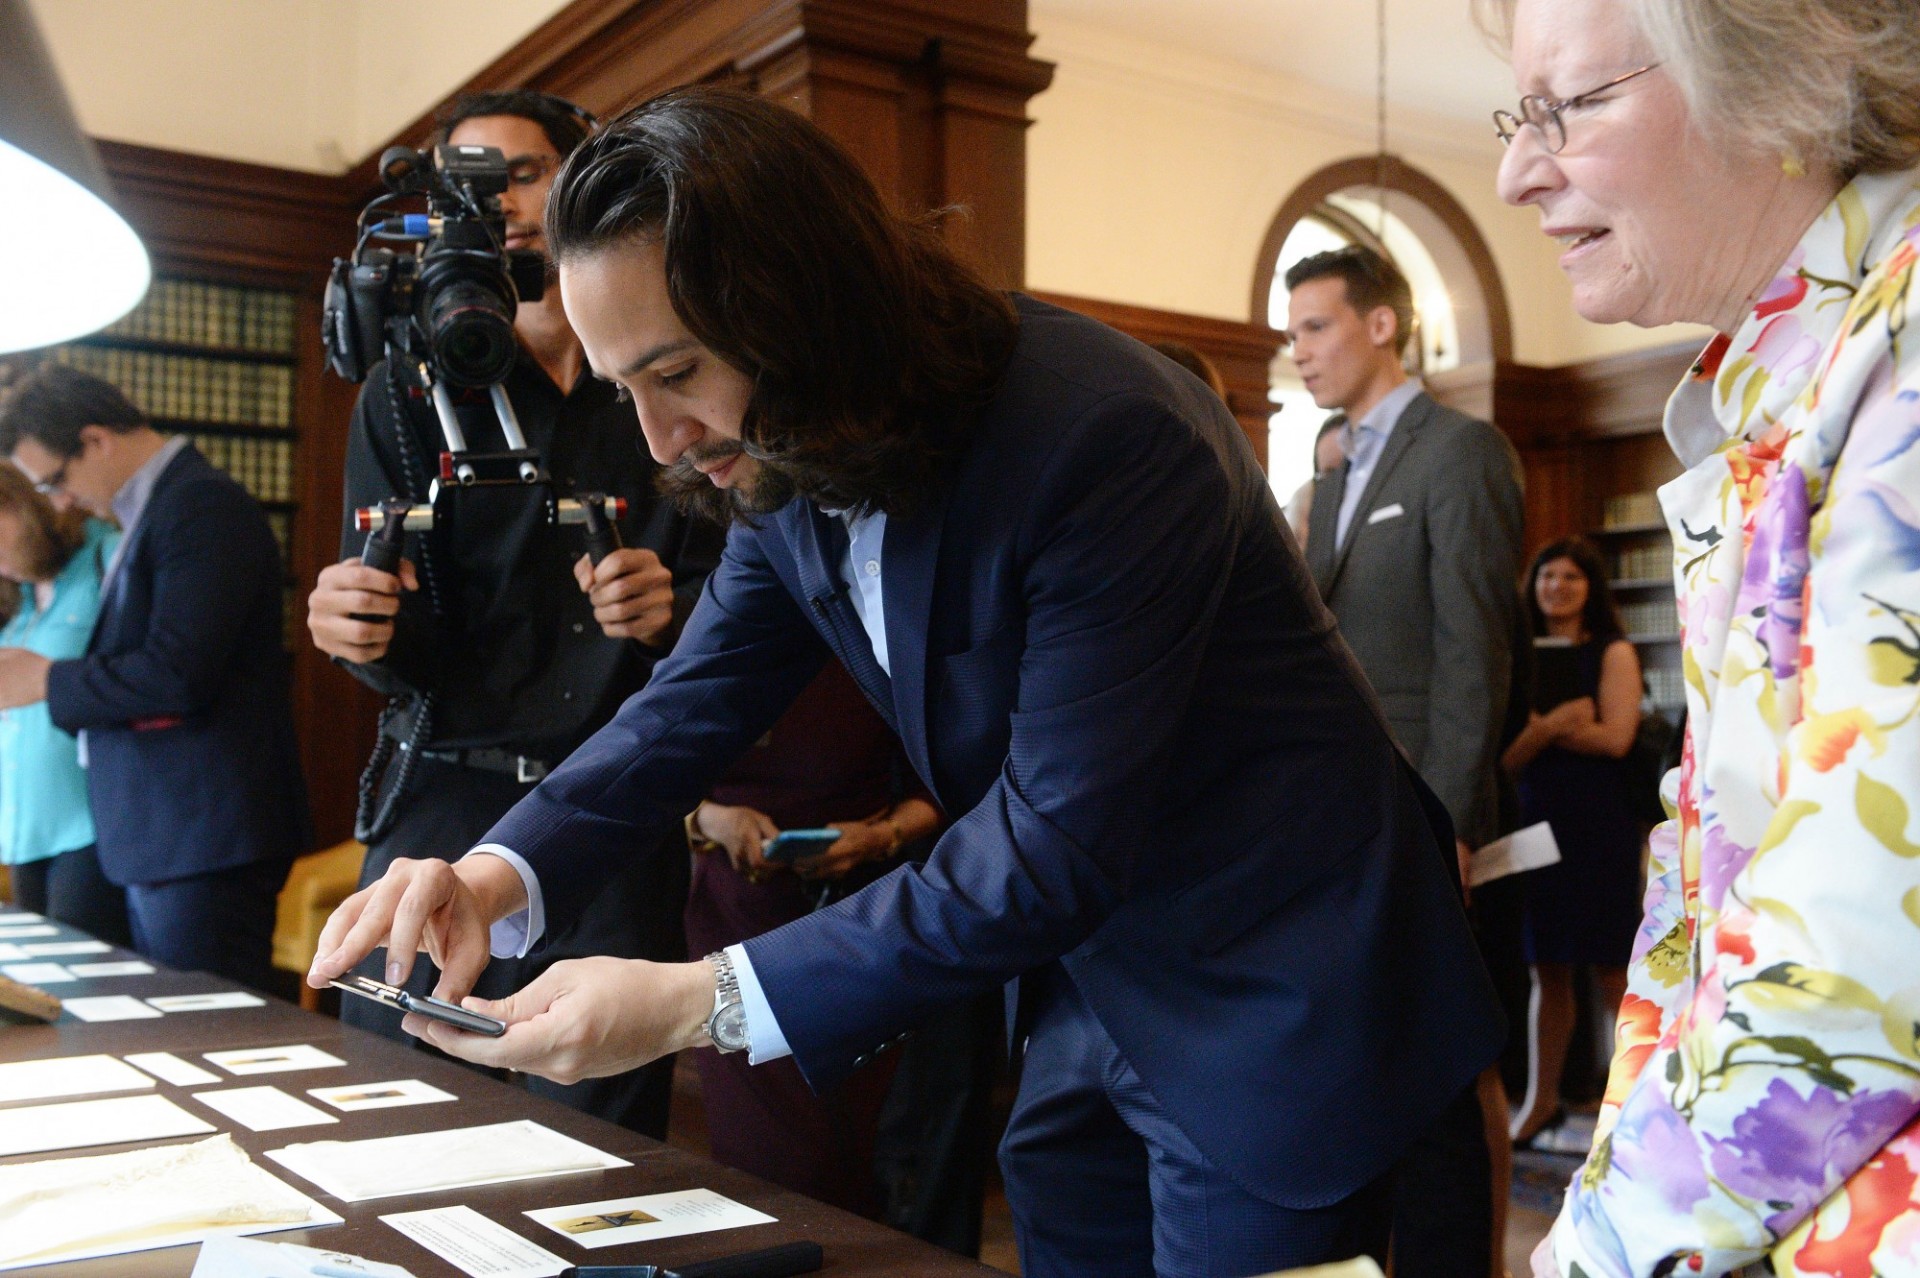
[712,1001,750,1052]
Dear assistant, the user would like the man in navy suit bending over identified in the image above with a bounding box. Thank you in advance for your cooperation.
[0,366,307,991]
[313,88,1501,1276]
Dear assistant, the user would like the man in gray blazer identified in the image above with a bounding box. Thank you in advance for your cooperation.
[1288,245,1523,1277]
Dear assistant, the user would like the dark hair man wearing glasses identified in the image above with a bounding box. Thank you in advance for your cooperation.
[310,88,1504,1276]
[0,364,307,992]
[304,90,722,1138]
[1286,245,1524,1277]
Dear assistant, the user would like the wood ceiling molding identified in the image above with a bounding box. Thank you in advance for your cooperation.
[98,140,356,283]
[1033,290,1286,467]
[332,0,1050,287]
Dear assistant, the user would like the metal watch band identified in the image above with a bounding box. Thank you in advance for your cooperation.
[704,949,748,1054]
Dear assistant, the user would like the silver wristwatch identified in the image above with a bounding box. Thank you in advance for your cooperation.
[704,950,749,1054]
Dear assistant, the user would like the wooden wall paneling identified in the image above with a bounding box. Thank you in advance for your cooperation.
[1031,292,1286,470]
[98,141,352,282]
[1492,340,1700,558]
[342,0,1051,287]
[291,295,387,850]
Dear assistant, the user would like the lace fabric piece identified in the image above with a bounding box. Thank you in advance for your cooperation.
[0,1134,325,1266]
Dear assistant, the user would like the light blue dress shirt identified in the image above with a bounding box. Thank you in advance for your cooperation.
[473,507,891,1065]
[1333,378,1424,550]
[0,520,120,865]
[77,434,189,768]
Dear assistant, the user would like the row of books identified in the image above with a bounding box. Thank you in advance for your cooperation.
[51,345,294,429]
[1602,491,1663,529]
[100,279,299,355]
[1644,665,1686,710]
[1621,598,1680,639]
[1612,542,1672,582]
[187,432,296,506]
[264,510,294,574]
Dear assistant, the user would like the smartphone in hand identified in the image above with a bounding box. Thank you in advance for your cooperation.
[330,974,507,1037]
[761,828,841,864]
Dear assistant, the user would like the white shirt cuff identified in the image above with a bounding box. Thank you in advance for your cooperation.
[463,845,545,959]
[725,943,792,1064]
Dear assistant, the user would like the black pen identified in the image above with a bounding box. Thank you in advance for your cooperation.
[563,1240,823,1278]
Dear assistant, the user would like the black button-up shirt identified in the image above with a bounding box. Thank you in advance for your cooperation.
[338,349,723,762]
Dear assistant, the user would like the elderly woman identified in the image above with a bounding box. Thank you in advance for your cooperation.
[1489,0,1920,1273]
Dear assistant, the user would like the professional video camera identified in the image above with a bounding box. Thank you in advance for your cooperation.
[324,142,544,392]
[320,143,629,841]
[320,140,619,529]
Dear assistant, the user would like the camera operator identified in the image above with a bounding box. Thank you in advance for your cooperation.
[306,90,722,1137]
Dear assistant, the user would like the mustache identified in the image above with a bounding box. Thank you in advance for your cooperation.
[667,438,746,482]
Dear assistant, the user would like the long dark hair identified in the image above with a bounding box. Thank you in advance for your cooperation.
[0,464,89,624]
[545,87,1019,523]
[1525,536,1625,641]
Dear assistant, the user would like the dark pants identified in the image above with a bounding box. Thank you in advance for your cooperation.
[873,991,1001,1256]
[1000,967,1392,1278]
[125,857,290,992]
[1388,1078,1494,1278]
[344,756,686,1138]
[9,844,131,949]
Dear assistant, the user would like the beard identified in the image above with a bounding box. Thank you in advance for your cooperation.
[656,438,796,526]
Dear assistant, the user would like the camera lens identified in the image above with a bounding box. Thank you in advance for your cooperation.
[424,276,517,388]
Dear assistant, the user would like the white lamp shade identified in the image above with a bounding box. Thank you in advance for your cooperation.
[0,137,151,354]
[0,0,151,354]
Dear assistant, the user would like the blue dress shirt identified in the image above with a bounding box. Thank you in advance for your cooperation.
[1333,378,1424,549]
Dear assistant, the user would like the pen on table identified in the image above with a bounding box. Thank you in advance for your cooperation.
[564,1239,824,1278]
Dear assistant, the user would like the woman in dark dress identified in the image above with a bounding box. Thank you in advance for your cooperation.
[682,658,942,1217]
[1500,537,1643,1148]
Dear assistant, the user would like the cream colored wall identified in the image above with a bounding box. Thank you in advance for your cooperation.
[1025,14,1708,367]
[29,0,571,173]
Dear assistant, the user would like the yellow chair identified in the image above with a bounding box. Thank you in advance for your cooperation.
[273,839,366,1012]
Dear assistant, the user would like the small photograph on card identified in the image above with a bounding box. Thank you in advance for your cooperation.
[526,1188,775,1249]
[204,1046,346,1076]
[308,1079,455,1112]
[146,992,264,1013]
[554,1208,661,1235]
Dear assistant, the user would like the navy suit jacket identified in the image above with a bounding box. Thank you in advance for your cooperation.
[46,444,310,885]
[488,297,1502,1207]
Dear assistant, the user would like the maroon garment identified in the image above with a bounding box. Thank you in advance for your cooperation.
[685,659,935,1218]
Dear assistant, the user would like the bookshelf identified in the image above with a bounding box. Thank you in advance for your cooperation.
[46,277,302,647]
[1595,492,1683,719]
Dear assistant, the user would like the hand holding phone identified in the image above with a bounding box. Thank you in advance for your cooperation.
[330,974,507,1037]
[761,828,842,864]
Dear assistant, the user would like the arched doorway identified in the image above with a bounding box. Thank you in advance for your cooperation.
[1254,156,1511,501]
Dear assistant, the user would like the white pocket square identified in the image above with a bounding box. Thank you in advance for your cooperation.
[1366,503,1405,525]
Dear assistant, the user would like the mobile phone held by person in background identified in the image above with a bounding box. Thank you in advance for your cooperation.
[761,828,842,864]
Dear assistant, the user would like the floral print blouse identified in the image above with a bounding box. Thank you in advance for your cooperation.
[1551,167,1920,1276]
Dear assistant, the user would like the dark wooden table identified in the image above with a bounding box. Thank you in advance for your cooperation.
[0,908,998,1276]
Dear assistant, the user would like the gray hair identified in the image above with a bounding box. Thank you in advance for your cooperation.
[1476,0,1920,176]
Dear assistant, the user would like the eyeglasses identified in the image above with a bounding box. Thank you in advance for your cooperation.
[30,456,73,496]
[1493,64,1660,154]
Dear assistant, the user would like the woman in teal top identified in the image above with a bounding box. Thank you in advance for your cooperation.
[0,464,129,946]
